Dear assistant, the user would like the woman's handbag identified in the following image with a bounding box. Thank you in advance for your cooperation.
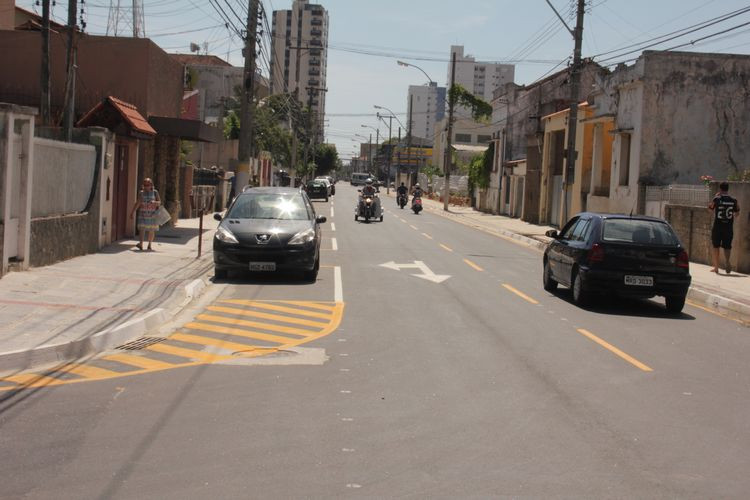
[156,206,172,226]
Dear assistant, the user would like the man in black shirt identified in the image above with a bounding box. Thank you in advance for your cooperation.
[709,181,740,274]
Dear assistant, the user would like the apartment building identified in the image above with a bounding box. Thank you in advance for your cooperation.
[407,82,446,144]
[270,0,329,140]
[448,45,515,103]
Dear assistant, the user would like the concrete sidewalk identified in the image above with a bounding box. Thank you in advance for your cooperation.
[397,192,750,324]
[0,217,217,373]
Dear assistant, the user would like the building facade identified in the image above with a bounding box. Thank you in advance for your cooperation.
[407,83,446,144]
[270,0,329,140]
[448,45,515,103]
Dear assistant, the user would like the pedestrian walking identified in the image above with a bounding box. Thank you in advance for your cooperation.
[130,177,161,251]
[709,181,740,274]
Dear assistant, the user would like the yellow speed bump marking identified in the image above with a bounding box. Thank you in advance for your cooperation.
[439,244,453,252]
[0,301,345,392]
[463,259,484,272]
[502,284,539,305]
[576,328,653,372]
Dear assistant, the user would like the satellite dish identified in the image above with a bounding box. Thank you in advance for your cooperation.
[189,42,200,53]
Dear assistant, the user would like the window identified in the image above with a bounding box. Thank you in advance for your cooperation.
[571,219,591,242]
[455,133,471,143]
[603,219,678,246]
[477,134,492,144]
[560,217,580,240]
[618,133,631,186]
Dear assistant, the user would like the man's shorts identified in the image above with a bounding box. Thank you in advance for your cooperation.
[712,224,734,249]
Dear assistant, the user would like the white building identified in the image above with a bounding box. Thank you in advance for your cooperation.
[270,0,329,139]
[448,45,515,103]
[407,83,446,144]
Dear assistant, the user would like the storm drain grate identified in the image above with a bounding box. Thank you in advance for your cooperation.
[115,337,166,351]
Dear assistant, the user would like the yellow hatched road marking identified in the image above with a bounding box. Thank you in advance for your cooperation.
[262,300,337,312]
[576,328,653,372]
[103,353,176,370]
[502,284,539,305]
[186,321,300,344]
[439,244,453,252]
[3,373,65,387]
[59,364,121,379]
[463,259,484,272]
[170,332,262,352]
[194,315,318,336]
[207,306,329,327]
[215,301,333,320]
[146,342,227,362]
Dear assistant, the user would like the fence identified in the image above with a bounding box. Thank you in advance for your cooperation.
[644,184,710,219]
[418,174,469,196]
[32,137,97,218]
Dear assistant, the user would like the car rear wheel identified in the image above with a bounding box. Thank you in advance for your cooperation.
[571,269,588,306]
[543,260,557,292]
[665,294,686,314]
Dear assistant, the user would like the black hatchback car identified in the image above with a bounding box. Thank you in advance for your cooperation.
[542,213,691,313]
[305,180,329,201]
[213,187,326,281]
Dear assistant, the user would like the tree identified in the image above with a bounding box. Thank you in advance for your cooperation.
[313,143,340,176]
[467,141,495,190]
[449,83,492,122]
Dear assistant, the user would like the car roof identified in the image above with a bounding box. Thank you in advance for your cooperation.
[240,186,303,196]
[575,212,669,223]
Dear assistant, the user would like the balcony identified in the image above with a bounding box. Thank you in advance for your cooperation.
[309,79,319,86]
[309,48,321,56]
[310,28,322,36]
[309,69,320,76]
[311,18,322,26]
[310,39,322,46]
[310,58,321,66]
[311,8,324,16]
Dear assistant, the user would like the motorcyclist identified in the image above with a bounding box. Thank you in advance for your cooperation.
[361,179,377,197]
[411,183,423,203]
[396,182,408,204]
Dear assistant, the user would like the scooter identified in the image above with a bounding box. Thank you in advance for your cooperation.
[412,196,422,214]
[397,193,407,209]
[355,191,384,222]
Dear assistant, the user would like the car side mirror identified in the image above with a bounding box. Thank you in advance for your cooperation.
[213,213,223,221]
[316,215,327,224]
[545,229,559,238]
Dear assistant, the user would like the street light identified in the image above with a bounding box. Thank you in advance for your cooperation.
[373,104,405,129]
[397,60,435,85]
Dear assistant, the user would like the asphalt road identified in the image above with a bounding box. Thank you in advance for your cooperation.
[1,184,750,498]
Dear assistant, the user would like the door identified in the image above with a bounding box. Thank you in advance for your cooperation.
[548,216,578,284]
[112,144,130,241]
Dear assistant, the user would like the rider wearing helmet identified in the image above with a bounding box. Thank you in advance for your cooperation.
[361,178,377,197]
[411,183,423,201]
[396,182,408,203]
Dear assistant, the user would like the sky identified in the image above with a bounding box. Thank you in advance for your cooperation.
[18,0,750,162]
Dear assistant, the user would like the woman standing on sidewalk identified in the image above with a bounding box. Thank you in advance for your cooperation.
[130,178,161,251]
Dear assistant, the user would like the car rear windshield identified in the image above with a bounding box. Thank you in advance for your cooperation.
[228,193,312,220]
[602,219,679,246]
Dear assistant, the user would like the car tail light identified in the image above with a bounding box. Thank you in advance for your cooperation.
[588,243,605,264]
[677,250,689,269]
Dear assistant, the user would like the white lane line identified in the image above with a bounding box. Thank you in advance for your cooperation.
[334,266,343,302]
[331,222,336,232]
[332,237,338,251]
[331,207,335,217]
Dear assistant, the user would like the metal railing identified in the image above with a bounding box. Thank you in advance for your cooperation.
[644,184,710,206]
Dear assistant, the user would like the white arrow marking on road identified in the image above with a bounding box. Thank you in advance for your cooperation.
[379,261,451,283]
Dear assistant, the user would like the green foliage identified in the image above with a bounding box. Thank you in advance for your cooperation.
[449,84,492,122]
[314,144,340,176]
[467,142,495,190]
[421,162,442,183]
[180,140,194,166]
[728,168,750,182]
[223,111,241,140]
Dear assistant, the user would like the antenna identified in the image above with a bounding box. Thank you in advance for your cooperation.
[106,0,146,38]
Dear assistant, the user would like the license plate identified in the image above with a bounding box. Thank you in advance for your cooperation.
[249,262,276,271]
[624,275,653,286]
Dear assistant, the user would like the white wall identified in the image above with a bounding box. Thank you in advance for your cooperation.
[32,138,96,217]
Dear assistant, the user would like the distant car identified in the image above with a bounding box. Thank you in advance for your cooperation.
[351,172,371,186]
[315,176,335,196]
[305,180,329,201]
[213,187,326,281]
[542,213,691,314]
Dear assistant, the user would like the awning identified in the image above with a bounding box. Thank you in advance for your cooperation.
[77,96,156,139]
[452,143,489,153]
[148,116,222,143]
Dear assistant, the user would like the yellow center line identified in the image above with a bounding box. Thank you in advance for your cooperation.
[502,284,539,304]
[463,259,484,272]
[439,244,453,252]
[576,328,653,372]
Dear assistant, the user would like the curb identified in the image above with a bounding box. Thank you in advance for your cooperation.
[0,275,211,374]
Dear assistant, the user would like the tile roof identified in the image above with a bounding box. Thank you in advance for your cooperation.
[77,96,156,136]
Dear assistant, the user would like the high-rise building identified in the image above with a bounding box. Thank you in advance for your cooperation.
[270,0,329,140]
[448,45,514,103]
[407,83,446,145]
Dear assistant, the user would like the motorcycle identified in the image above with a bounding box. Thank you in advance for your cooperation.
[397,192,408,209]
[355,191,383,222]
[412,196,423,214]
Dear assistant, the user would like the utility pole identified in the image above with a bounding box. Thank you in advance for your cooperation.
[40,0,51,126]
[444,50,457,211]
[562,0,586,224]
[238,0,260,188]
[406,93,413,186]
[62,0,78,142]
[305,86,327,180]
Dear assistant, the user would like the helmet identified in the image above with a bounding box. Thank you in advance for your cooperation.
[366,179,373,185]
[415,183,420,188]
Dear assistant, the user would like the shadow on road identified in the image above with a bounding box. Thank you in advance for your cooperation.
[549,290,696,320]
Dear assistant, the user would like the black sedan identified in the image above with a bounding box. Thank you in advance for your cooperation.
[305,180,329,201]
[542,213,691,313]
[213,187,326,281]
